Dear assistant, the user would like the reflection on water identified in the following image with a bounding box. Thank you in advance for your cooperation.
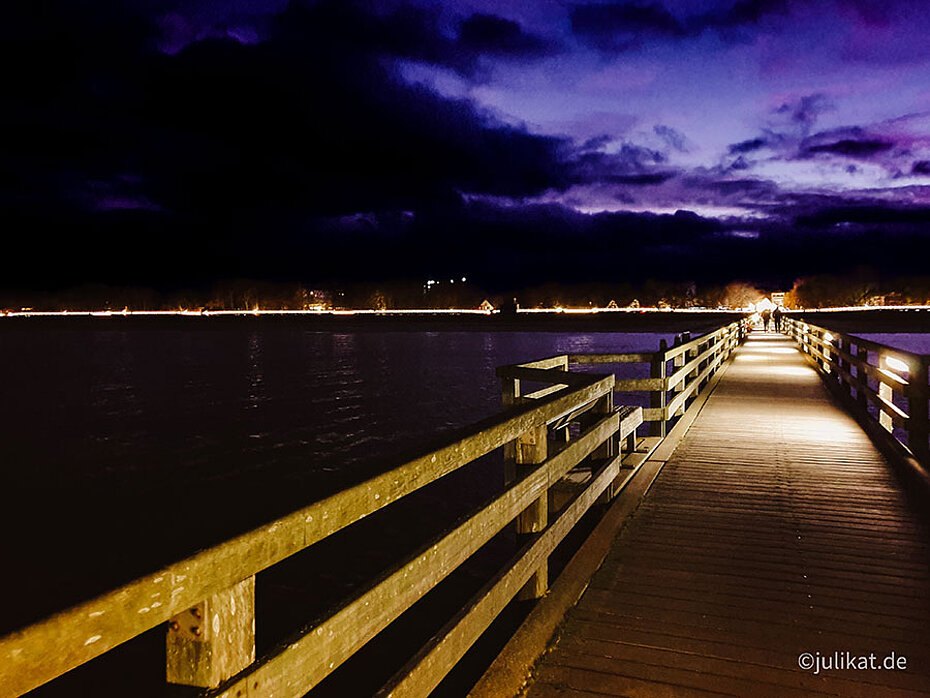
[3,328,682,491]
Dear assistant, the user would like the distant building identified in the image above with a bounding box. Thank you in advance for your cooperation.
[479,299,494,312]
[771,292,786,306]
[606,300,618,309]
[304,289,333,310]
[628,299,641,308]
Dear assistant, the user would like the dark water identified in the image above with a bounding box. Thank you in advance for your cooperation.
[1,315,733,696]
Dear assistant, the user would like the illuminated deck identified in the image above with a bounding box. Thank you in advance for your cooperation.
[523,333,930,697]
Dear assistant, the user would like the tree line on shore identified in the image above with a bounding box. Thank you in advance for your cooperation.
[4,274,930,313]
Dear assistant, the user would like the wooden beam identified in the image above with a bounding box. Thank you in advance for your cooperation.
[515,424,549,600]
[569,353,653,364]
[650,341,668,438]
[166,576,255,688]
[496,366,593,386]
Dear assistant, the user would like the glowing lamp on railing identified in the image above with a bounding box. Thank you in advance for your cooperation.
[823,332,834,342]
[885,355,910,374]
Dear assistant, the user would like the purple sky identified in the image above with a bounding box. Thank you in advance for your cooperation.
[399,0,930,217]
[3,0,930,290]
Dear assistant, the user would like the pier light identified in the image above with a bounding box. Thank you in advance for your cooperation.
[823,332,834,342]
[885,355,910,374]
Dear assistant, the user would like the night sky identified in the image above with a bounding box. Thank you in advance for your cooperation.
[4,0,930,292]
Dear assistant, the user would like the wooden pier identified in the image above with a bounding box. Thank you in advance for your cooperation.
[3,319,930,697]
[490,330,930,697]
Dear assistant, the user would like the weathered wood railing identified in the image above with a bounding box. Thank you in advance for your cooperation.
[498,320,746,444]
[2,359,645,698]
[783,317,930,464]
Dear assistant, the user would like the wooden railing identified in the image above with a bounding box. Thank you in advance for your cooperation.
[511,319,747,440]
[783,317,930,464]
[2,356,647,698]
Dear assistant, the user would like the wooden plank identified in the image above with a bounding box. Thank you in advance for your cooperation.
[522,384,565,401]
[515,355,570,370]
[515,424,549,600]
[613,376,666,391]
[166,576,255,688]
[569,353,653,364]
[1,375,614,698]
[651,342,668,438]
[496,366,593,386]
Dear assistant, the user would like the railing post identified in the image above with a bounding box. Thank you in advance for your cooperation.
[856,345,869,412]
[671,335,686,418]
[907,358,929,462]
[593,391,618,502]
[501,377,521,485]
[878,355,895,433]
[824,332,834,374]
[515,424,549,600]
[166,576,255,688]
[836,335,849,393]
[650,340,668,438]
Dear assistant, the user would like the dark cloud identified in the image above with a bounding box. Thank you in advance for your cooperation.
[3,0,929,295]
[567,144,669,186]
[795,204,930,228]
[607,172,677,185]
[709,0,790,28]
[708,178,779,198]
[458,13,558,58]
[0,0,579,291]
[727,156,752,171]
[804,139,894,158]
[728,137,769,154]
[570,0,790,51]
[571,2,685,50]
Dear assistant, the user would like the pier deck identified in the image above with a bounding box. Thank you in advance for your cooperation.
[525,332,930,697]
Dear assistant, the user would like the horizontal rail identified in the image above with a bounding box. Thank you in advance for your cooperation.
[495,365,597,386]
[509,319,747,441]
[569,353,653,364]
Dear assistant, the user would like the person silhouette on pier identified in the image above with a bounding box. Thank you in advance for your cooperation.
[761,308,772,331]
[773,306,783,332]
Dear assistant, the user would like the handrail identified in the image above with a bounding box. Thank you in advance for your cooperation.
[782,317,929,464]
[2,357,642,697]
[565,319,748,437]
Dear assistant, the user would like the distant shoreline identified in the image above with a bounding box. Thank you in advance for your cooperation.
[3,307,929,333]
[0,309,743,334]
